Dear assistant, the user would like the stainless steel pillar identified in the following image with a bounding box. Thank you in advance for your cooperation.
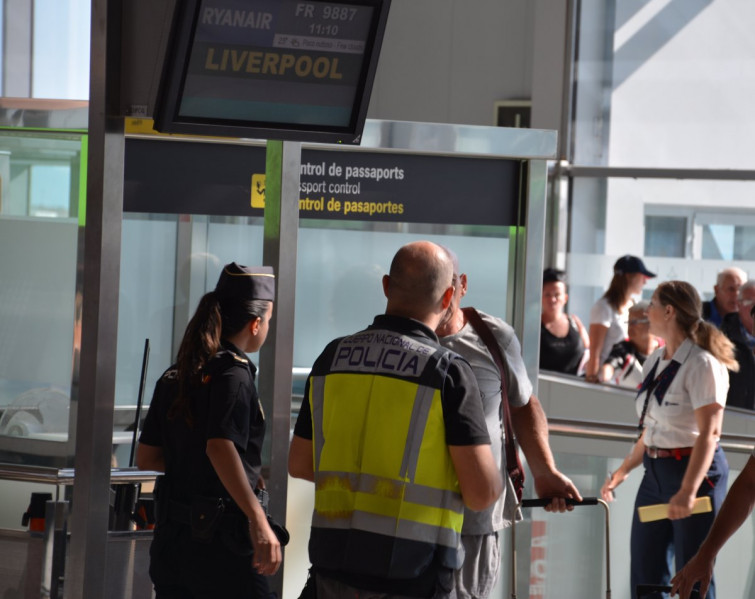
[259,139,301,599]
[519,159,549,395]
[64,0,124,596]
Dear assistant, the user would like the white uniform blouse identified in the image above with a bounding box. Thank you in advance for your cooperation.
[590,296,629,366]
[636,338,729,449]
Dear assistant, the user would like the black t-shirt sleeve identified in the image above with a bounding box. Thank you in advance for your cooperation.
[441,357,491,446]
[205,364,254,450]
[139,378,168,447]
[293,376,314,440]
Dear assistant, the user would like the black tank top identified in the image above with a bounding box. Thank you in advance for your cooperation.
[540,315,585,375]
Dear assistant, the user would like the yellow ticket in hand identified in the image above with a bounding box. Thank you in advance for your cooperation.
[638,496,712,522]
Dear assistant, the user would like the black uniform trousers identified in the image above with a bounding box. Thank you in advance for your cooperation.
[630,446,729,599]
[150,519,271,599]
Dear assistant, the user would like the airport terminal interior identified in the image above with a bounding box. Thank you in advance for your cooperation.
[0,1,754,598]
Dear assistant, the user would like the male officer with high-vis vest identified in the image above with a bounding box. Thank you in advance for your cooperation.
[289,241,502,599]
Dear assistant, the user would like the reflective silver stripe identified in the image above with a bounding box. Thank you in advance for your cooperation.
[404,483,463,511]
[315,471,463,510]
[311,375,327,472]
[399,384,435,480]
[312,509,460,549]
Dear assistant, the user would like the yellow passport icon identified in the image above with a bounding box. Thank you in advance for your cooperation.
[251,174,266,208]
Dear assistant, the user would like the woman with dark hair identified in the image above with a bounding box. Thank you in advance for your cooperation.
[600,281,737,599]
[539,267,589,375]
[137,262,281,598]
[584,255,655,383]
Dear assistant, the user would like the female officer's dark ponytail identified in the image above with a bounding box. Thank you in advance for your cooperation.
[170,291,223,423]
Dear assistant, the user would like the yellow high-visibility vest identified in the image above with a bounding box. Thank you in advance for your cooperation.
[308,327,465,578]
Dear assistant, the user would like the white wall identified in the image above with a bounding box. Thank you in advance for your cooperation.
[368,1,535,126]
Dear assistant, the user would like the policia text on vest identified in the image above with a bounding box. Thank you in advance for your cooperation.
[333,332,433,376]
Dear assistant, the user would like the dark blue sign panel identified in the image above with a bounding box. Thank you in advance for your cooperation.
[124,138,522,226]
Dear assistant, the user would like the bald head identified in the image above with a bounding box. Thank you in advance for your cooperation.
[383,241,455,325]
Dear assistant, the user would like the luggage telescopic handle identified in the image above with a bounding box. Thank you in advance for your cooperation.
[521,497,600,508]
[511,496,612,599]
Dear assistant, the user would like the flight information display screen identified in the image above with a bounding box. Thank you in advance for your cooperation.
[155,0,390,143]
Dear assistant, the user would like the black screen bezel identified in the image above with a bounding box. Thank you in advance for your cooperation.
[153,0,390,144]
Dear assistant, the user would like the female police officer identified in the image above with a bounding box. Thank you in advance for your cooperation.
[137,262,281,598]
[600,281,736,599]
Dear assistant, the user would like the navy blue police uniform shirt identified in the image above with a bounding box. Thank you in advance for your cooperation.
[140,340,265,505]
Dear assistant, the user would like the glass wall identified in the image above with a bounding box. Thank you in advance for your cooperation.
[563,0,755,411]
[566,177,755,324]
[2,0,90,98]
[506,447,754,599]
[0,129,84,445]
[32,0,90,99]
[574,0,755,170]
[116,215,514,410]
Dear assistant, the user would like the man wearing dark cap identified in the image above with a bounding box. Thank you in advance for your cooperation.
[289,241,502,599]
[138,262,282,598]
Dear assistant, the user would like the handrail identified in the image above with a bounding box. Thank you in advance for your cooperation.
[0,464,160,485]
[547,417,755,454]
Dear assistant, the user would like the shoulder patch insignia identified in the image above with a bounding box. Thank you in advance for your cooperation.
[163,369,178,380]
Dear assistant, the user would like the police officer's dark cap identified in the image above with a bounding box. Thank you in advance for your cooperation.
[613,255,656,278]
[215,263,275,301]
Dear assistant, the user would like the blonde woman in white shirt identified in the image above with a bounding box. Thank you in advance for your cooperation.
[600,281,738,599]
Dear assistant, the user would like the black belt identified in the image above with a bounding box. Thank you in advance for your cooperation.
[167,499,245,525]
[167,495,289,546]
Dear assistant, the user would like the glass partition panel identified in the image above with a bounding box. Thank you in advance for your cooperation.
[294,221,513,368]
[0,129,84,450]
[574,0,755,169]
[32,0,90,100]
[118,215,515,403]
[504,448,753,599]
[117,215,268,411]
[117,215,179,409]
[285,431,754,599]
[567,176,755,331]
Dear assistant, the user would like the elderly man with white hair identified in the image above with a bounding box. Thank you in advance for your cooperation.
[702,267,747,327]
[720,279,755,410]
